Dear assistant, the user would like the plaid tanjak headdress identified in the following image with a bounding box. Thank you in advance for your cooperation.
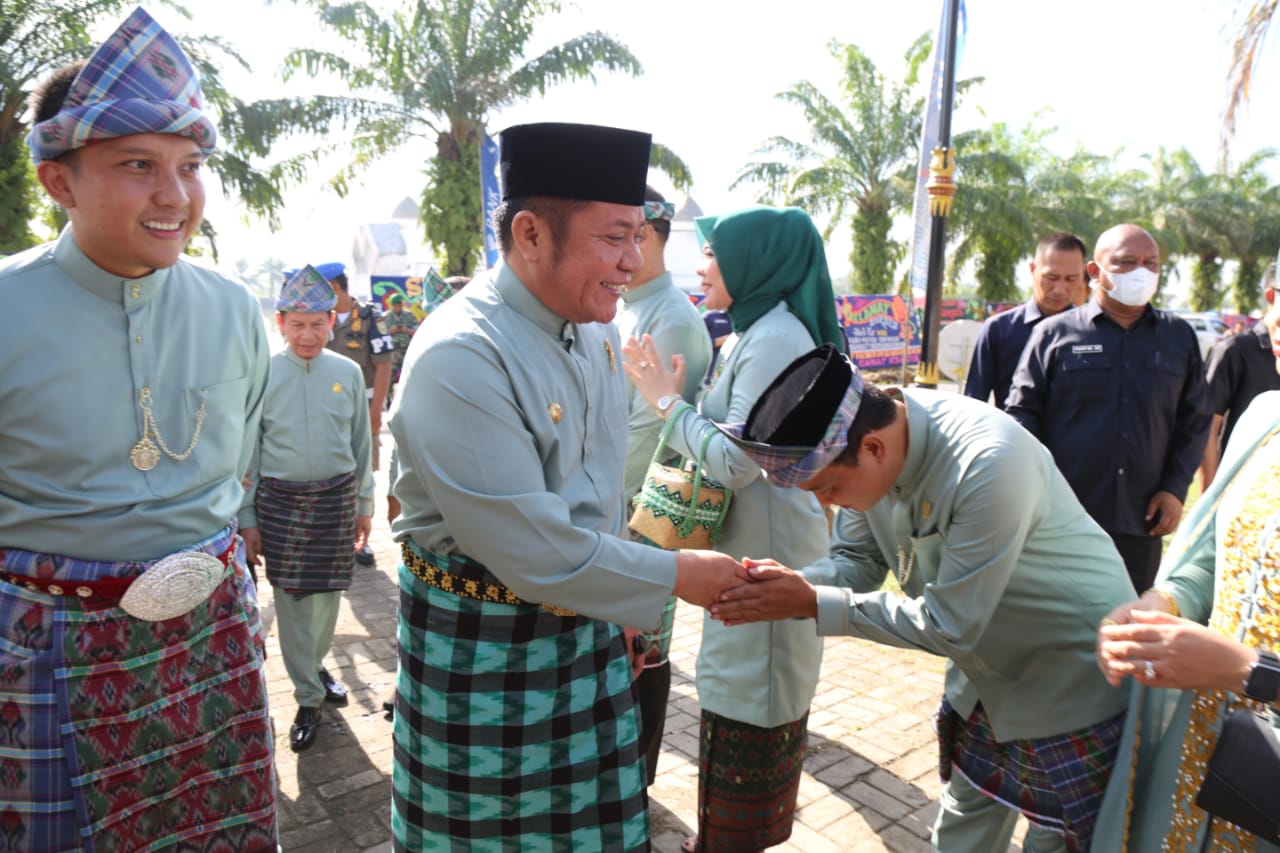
[277,266,338,314]
[26,7,217,163]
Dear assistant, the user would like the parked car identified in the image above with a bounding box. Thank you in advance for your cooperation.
[1177,312,1227,359]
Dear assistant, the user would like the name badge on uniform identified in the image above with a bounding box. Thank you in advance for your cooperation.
[1071,344,1104,354]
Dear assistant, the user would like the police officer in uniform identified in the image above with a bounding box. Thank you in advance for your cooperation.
[318,261,392,565]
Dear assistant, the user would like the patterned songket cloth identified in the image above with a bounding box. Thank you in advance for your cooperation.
[392,544,648,851]
[257,471,357,593]
[937,700,1125,853]
[0,528,276,852]
[694,710,809,851]
[25,8,217,163]
[1163,448,1280,851]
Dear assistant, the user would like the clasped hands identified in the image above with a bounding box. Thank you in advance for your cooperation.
[1095,588,1255,692]
[673,554,819,622]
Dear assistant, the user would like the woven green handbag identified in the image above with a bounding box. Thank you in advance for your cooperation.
[628,415,732,550]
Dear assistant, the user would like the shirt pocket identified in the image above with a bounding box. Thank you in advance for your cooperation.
[191,374,251,480]
[1059,352,1112,400]
[1145,351,1187,404]
[907,531,944,588]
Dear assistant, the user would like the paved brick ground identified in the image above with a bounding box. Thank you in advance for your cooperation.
[265,427,1027,851]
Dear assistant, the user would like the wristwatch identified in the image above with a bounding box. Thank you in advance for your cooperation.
[1243,648,1280,703]
[656,394,682,416]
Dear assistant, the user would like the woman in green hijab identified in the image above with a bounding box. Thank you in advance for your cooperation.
[625,206,844,852]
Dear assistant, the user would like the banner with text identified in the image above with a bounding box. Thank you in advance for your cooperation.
[838,295,921,369]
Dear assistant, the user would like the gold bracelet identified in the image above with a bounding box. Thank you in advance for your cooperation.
[1149,587,1180,617]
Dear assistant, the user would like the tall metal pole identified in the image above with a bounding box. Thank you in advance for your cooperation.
[914,0,960,390]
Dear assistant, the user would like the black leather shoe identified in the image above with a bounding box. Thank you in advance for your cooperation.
[354,545,375,566]
[290,707,319,753]
[318,668,348,705]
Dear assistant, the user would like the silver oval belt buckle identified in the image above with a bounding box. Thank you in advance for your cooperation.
[119,551,225,622]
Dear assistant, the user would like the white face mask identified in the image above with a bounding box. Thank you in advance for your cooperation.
[1102,267,1159,306]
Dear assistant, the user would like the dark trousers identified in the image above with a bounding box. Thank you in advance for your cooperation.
[635,660,671,787]
[1109,531,1163,593]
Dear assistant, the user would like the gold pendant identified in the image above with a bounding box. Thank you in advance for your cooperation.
[549,402,563,424]
[131,436,160,471]
[604,341,617,374]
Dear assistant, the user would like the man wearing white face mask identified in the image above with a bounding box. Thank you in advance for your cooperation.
[1007,224,1211,592]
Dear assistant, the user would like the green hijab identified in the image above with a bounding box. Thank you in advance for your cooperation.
[694,206,845,352]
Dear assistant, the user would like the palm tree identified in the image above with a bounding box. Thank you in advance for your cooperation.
[1217,149,1280,312]
[732,36,935,294]
[0,0,153,251]
[1225,1,1278,144]
[0,0,309,252]
[240,0,686,277]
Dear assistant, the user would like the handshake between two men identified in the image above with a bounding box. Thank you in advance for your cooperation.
[672,552,816,624]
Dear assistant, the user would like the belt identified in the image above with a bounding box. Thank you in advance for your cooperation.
[400,543,577,617]
[1,543,236,620]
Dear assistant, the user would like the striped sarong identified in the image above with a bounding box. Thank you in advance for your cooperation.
[695,710,808,851]
[392,545,649,851]
[258,470,357,593]
[0,527,276,852]
[937,700,1124,853]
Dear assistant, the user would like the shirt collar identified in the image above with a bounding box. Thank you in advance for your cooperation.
[1250,320,1272,348]
[621,271,673,304]
[495,262,574,340]
[283,347,315,369]
[892,388,929,497]
[1021,297,1046,324]
[53,226,171,306]
[1087,297,1157,328]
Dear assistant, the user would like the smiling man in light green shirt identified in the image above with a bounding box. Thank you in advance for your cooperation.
[0,9,275,849]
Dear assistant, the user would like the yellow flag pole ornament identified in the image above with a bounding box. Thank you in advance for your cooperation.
[926,148,957,217]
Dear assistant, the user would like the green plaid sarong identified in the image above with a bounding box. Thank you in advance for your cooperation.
[391,551,649,851]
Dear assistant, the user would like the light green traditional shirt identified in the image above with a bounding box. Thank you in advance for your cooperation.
[807,389,1133,741]
[616,272,712,501]
[0,229,270,562]
[389,264,676,627]
[238,348,374,528]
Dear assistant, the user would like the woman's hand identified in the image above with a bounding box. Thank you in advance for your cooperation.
[622,334,685,413]
[1097,609,1256,691]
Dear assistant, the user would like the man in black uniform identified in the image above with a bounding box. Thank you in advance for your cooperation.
[1197,261,1280,489]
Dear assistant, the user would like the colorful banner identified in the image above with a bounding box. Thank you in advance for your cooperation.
[837,295,921,370]
[371,270,458,321]
[912,295,984,322]
[480,133,501,270]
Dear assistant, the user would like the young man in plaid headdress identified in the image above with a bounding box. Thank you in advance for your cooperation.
[0,8,276,849]
[240,265,374,755]
[709,344,1136,853]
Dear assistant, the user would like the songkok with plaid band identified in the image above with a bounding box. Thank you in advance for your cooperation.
[716,343,865,488]
[27,7,217,164]
[499,123,651,205]
[277,266,338,314]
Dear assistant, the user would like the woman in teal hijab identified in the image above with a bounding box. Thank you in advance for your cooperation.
[626,206,843,852]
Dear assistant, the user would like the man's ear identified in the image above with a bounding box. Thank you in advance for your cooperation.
[860,432,886,464]
[1266,286,1276,307]
[37,160,76,209]
[510,210,547,263]
[1086,260,1101,282]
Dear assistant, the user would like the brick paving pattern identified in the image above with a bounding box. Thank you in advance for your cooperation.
[266,428,1027,851]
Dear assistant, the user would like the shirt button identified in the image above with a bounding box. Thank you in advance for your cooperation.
[141,385,150,395]
[135,336,143,344]
[130,284,141,298]
[1118,467,1126,475]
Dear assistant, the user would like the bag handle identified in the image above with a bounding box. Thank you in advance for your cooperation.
[649,405,684,466]
[651,404,735,542]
